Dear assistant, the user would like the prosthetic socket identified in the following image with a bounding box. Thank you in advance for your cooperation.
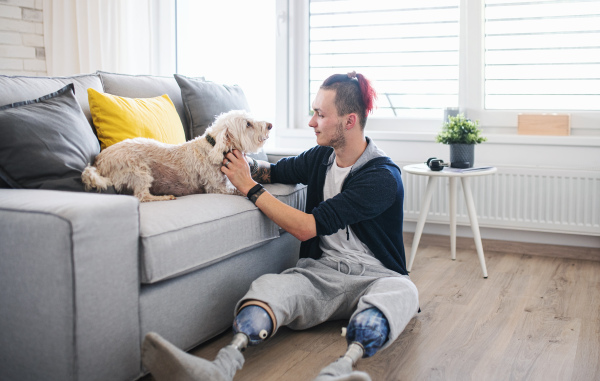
[345,307,390,358]
[232,305,274,348]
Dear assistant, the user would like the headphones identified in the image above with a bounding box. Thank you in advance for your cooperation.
[425,157,448,171]
[426,157,471,171]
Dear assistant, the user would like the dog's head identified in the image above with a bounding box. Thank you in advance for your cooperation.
[207,110,272,163]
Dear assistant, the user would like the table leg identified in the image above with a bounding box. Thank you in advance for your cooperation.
[408,176,438,272]
[461,177,488,278]
[449,177,457,261]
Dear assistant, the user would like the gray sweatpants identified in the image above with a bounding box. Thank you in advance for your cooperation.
[235,257,419,352]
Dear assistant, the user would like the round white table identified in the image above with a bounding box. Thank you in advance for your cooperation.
[403,163,498,278]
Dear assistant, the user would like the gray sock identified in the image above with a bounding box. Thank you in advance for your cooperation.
[142,332,244,381]
[313,357,372,381]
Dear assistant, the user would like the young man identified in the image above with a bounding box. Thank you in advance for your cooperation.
[142,72,419,381]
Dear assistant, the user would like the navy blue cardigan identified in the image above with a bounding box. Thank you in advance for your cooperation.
[270,143,407,275]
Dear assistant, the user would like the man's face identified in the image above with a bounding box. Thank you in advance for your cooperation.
[308,89,345,149]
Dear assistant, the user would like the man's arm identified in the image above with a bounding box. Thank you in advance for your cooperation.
[251,189,316,241]
[225,150,316,242]
[248,157,272,184]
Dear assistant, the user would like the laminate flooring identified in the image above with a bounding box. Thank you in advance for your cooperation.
[142,238,600,381]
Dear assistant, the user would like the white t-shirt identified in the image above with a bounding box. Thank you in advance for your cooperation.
[319,160,384,270]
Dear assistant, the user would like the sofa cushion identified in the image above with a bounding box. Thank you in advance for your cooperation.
[98,71,196,141]
[0,73,103,129]
[87,89,186,150]
[174,74,251,139]
[0,84,101,192]
[139,183,306,284]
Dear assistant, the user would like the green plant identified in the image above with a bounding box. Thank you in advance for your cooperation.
[435,114,487,144]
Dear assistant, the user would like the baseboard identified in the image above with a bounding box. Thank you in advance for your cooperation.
[404,232,600,262]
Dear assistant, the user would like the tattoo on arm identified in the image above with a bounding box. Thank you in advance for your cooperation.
[253,161,272,184]
[249,187,267,204]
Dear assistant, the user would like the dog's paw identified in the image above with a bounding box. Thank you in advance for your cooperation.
[81,165,110,191]
[139,194,177,202]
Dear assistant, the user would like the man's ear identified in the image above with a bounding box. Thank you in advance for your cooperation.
[345,113,358,130]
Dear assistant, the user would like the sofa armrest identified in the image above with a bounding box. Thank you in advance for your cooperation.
[265,147,305,163]
[0,189,141,381]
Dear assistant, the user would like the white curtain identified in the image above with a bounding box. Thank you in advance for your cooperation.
[43,0,176,76]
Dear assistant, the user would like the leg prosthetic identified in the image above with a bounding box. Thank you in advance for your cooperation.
[345,307,390,359]
[232,301,275,349]
[141,302,275,381]
[314,308,389,381]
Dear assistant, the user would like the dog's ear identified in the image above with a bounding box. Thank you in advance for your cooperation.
[208,127,234,164]
[224,128,234,147]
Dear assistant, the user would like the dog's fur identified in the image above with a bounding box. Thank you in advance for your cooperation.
[81,110,271,202]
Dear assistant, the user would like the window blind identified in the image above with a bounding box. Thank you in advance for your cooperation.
[485,0,600,111]
[309,0,460,119]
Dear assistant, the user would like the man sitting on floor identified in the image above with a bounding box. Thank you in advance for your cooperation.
[141,71,419,381]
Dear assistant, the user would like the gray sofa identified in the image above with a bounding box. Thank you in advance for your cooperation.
[0,72,306,381]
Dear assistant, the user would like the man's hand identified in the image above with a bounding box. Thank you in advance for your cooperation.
[222,150,316,241]
[221,150,257,196]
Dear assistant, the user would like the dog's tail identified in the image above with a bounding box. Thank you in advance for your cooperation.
[81,165,112,192]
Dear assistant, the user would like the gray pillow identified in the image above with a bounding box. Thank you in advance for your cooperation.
[174,74,251,138]
[0,73,103,129]
[0,84,106,192]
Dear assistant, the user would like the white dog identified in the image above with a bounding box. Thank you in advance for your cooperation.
[82,110,271,202]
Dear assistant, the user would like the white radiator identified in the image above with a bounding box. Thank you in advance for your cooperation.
[401,165,600,236]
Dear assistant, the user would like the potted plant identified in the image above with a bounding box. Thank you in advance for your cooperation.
[435,114,486,168]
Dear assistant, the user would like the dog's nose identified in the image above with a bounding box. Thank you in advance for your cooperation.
[266,123,273,130]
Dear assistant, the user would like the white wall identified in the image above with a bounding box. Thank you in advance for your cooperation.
[0,0,46,76]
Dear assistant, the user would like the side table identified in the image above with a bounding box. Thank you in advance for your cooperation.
[403,163,497,278]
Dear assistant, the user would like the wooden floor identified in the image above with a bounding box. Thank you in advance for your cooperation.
[143,235,600,381]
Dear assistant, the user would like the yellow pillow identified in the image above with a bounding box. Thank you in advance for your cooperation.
[88,88,186,150]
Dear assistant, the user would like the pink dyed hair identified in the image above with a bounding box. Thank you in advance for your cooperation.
[321,71,377,128]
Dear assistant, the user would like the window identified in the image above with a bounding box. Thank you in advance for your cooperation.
[176,0,276,122]
[484,0,600,111]
[286,0,600,131]
[310,0,460,120]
